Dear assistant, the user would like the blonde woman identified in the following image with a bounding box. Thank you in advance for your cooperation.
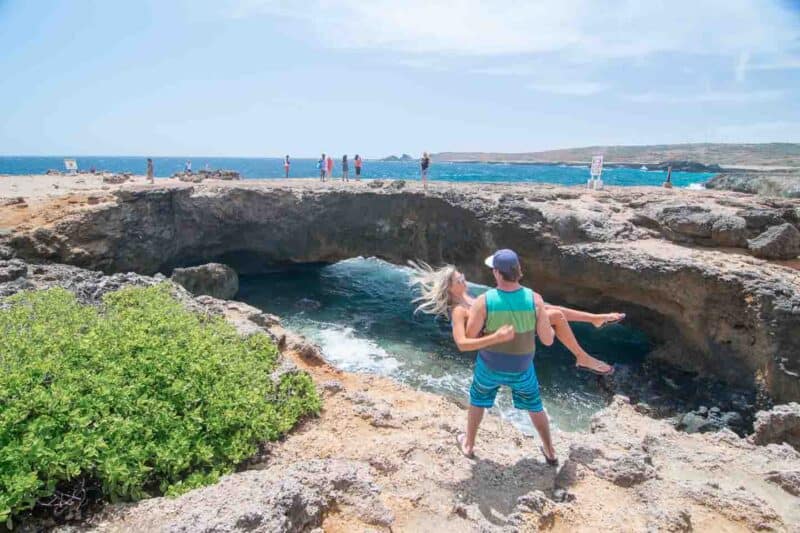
[409,262,620,376]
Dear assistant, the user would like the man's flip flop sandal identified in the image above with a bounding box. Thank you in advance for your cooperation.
[576,363,615,376]
[456,433,475,459]
[599,314,626,328]
[540,445,559,467]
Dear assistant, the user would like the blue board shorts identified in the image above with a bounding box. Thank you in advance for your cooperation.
[469,356,543,412]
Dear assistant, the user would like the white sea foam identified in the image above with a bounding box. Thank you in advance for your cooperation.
[686,183,706,190]
[305,324,402,375]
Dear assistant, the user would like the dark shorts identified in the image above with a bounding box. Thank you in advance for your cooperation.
[469,356,543,412]
[356,167,361,176]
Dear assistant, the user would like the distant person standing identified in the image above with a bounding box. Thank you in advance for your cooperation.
[185,160,192,174]
[355,154,362,180]
[284,155,291,179]
[318,153,326,181]
[342,155,349,182]
[662,165,673,189]
[420,152,431,191]
[326,155,334,180]
[146,158,154,184]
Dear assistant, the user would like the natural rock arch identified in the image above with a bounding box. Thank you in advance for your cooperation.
[8,183,800,402]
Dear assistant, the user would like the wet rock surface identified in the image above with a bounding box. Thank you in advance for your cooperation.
[4,181,800,404]
[603,361,760,436]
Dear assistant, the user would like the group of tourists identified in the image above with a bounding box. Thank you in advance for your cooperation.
[313,154,364,182]
[281,152,433,187]
[145,153,434,186]
[410,250,623,464]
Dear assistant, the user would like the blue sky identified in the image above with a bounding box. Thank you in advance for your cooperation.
[1,0,799,157]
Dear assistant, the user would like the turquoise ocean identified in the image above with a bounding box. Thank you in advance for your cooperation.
[0,156,714,187]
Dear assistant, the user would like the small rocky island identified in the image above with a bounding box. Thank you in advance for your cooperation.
[379,153,416,162]
[1,174,799,531]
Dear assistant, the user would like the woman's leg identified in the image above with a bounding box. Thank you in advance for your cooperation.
[546,304,624,328]
[547,308,613,374]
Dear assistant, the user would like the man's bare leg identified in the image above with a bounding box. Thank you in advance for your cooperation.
[546,305,624,328]
[528,410,556,460]
[547,308,613,374]
[461,405,484,457]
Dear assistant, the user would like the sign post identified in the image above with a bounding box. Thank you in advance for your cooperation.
[64,159,78,174]
[588,155,604,190]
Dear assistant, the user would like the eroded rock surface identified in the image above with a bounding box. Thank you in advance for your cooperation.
[748,223,800,259]
[90,460,393,533]
[4,180,799,403]
[3,262,799,532]
[751,403,800,449]
[171,262,239,299]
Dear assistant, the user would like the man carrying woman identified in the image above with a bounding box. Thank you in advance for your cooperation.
[410,250,622,463]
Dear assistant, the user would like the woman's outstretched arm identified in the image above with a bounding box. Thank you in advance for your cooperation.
[451,306,513,352]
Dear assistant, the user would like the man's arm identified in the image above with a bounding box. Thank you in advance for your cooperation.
[535,292,555,346]
[465,294,487,339]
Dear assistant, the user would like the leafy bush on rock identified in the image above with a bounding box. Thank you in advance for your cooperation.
[0,285,320,525]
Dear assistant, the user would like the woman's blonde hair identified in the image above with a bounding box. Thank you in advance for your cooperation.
[408,260,456,317]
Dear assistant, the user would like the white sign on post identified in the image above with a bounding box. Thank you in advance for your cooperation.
[590,155,604,177]
[588,155,604,190]
[64,159,78,173]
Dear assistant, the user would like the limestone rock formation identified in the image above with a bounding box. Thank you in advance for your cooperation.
[102,174,130,185]
[706,172,800,198]
[750,403,800,449]
[6,181,799,403]
[747,223,800,259]
[90,460,393,532]
[0,259,26,283]
[171,263,239,299]
[3,262,800,531]
[173,169,241,182]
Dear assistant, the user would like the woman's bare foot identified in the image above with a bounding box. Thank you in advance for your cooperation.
[591,312,625,328]
[575,354,614,375]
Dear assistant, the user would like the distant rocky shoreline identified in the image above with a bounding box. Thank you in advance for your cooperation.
[706,169,800,198]
[442,159,723,172]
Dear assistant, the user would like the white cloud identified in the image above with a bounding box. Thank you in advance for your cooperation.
[230,0,800,61]
[527,81,609,96]
[625,89,786,104]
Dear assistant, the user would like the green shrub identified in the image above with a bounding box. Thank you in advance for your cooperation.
[0,284,320,526]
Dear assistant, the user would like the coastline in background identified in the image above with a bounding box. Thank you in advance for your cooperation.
[0,156,714,187]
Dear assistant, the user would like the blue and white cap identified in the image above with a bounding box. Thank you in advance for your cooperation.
[484,249,520,276]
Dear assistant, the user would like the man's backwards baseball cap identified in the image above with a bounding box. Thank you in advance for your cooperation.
[484,249,520,275]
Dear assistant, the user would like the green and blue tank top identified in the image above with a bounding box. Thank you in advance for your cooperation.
[478,287,537,372]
